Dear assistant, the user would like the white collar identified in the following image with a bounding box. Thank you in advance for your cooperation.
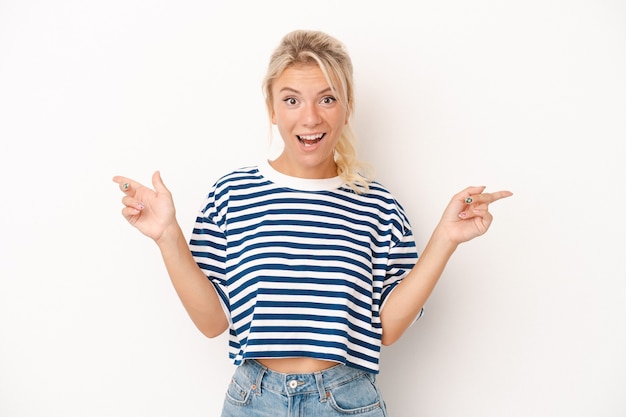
[258,159,344,191]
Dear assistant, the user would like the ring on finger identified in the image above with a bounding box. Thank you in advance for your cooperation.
[465,197,473,204]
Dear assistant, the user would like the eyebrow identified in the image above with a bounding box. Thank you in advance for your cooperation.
[279,87,334,95]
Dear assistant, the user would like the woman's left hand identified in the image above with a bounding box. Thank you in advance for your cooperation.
[438,186,513,245]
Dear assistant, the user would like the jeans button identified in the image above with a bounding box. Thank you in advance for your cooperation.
[288,380,298,389]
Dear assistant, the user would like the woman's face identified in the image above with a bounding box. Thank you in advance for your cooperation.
[270,64,348,179]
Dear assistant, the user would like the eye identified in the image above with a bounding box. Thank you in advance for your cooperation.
[283,97,298,106]
[320,96,336,105]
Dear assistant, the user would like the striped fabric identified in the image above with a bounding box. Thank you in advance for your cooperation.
[189,160,419,373]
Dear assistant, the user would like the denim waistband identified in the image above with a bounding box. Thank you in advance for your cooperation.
[236,359,373,401]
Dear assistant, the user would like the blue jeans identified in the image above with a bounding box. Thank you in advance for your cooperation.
[220,359,388,417]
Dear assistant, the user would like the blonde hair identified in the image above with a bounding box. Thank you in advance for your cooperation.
[261,30,372,193]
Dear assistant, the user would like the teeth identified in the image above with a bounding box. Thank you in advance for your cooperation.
[298,134,323,140]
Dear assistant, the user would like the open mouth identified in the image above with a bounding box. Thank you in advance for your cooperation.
[297,133,325,147]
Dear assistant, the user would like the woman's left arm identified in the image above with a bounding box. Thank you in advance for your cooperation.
[380,186,513,345]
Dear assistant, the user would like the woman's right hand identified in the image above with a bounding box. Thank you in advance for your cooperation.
[112,171,177,243]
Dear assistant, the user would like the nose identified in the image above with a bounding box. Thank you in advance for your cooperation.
[301,104,321,127]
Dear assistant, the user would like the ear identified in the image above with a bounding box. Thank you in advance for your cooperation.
[271,111,277,125]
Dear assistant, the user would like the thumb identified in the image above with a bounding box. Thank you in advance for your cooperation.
[152,170,170,194]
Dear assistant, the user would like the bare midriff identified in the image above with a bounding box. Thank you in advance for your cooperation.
[256,357,338,373]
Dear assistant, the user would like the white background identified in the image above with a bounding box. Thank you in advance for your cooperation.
[1,1,625,416]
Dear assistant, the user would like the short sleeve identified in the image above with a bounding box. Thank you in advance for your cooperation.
[189,189,230,318]
[379,223,419,310]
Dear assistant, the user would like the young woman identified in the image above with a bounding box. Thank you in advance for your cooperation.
[113,30,512,417]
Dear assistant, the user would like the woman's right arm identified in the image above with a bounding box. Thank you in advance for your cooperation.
[113,171,229,338]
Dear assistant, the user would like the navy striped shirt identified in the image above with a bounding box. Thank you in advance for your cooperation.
[189,160,419,373]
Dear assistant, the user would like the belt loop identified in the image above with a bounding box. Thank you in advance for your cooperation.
[253,361,267,396]
[314,371,327,402]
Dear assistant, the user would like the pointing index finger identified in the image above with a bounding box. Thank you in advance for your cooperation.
[112,176,139,194]
[486,190,514,203]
